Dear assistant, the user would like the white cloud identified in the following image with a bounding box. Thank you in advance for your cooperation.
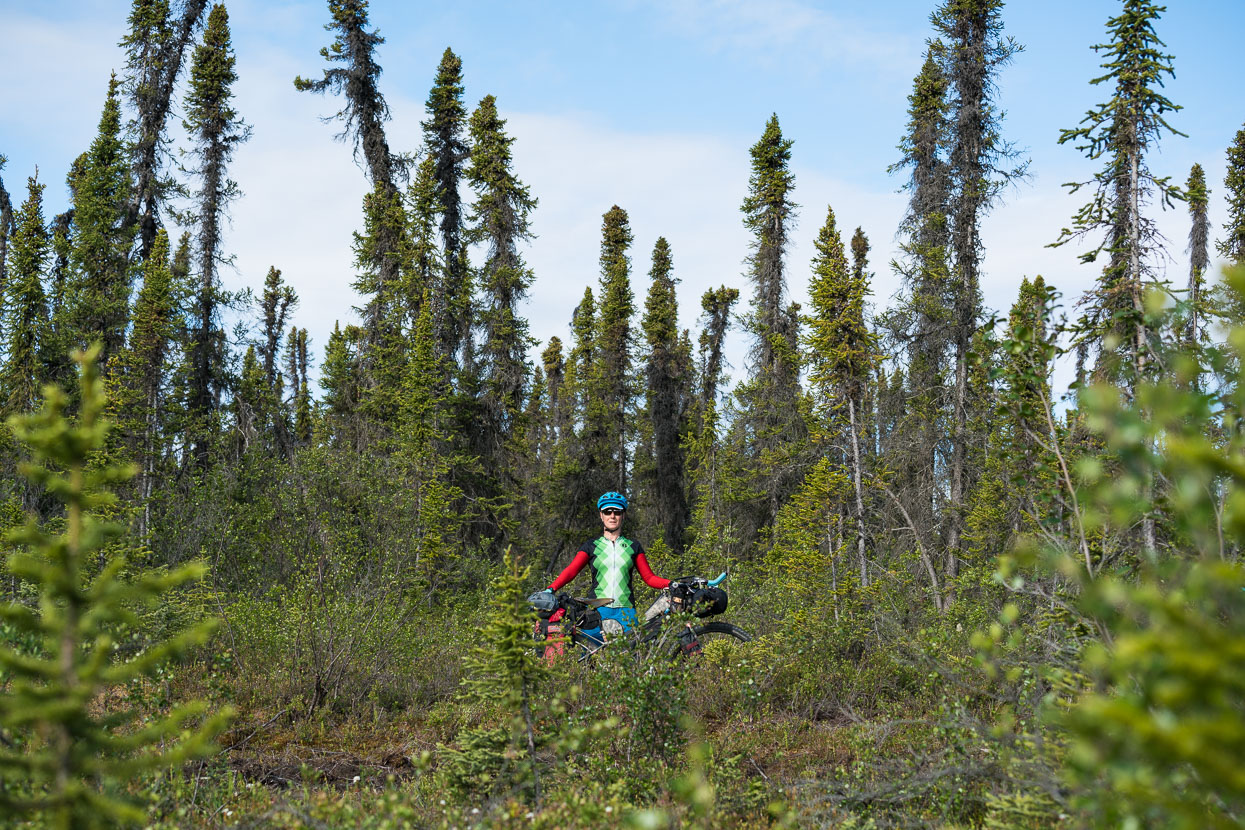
[627,0,915,74]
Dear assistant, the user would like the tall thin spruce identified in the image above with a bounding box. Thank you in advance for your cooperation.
[642,237,693,553]
[0,155,15,303]
[592,206,636,492]
[184,3,249,465]
[295,0,405,381]
[1,176,51,421]
[467,94,537,473]
[121,0,209,260]
[886,46,953,604]
[1054,0,1184,556]
[737,114,806,543]
[422,48,473,370]
[67,75,136,371]
[931,0,1025,603]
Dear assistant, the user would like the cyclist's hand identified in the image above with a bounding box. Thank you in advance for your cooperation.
[527,589,557,612]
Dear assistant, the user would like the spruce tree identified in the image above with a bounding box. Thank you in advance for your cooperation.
[320,321,362,444]
[295,0,399,194]
[256,266,297,452]
[640,237,692,553]
[567,286,596,417]
[696,286,739,413]
[467,94,537,472]
[549,290,598,550]
[352,182,409,427]
[1,176,51,418]
[1054,0,1183,392]
[1001,275,1053,470]
[284,325,312,444]
[422,48,472,369]
[401,294,461,591]
[591,205,636,492]
[447,548,547,803]
[67,75,136,371]
[1185,163,1209,347]
[121,0,209,260]
[1056,0,1183,556]
[43,208,77,393]
[542,336,567,447]
[111,229,176,535]
[887,43,955,603]
[0,155,15,299]
[735,115,806,545]
[1219,124,1245,263]
[232,344,272,456]
[931,0,1025,598]
[404,155,442,332]
[686,286,739,562]
[0,347,229,826]
[296,0,405,370]
[806,205,878,586]
[183,2,248,464]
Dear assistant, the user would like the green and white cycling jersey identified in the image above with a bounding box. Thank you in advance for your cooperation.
[547,535,670,608]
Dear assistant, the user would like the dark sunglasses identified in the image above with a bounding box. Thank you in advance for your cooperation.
[599,508,625,516]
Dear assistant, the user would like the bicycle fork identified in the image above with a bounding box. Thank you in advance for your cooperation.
[677,623,702,656]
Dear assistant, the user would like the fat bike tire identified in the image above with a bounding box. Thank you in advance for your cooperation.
[669,621,752,659]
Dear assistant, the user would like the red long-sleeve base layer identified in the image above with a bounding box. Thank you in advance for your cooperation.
[548,550,669,592]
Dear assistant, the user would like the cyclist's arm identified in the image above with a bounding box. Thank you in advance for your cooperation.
[548,550,590,591]
[635,552,670,589]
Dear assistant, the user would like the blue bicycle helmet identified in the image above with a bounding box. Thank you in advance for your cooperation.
[597,491,628,511]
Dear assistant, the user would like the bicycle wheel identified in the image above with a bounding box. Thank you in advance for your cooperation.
[667,620,751,659]
[695,621,752,643]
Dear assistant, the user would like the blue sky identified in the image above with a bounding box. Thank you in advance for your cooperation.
[2,0,1243,393]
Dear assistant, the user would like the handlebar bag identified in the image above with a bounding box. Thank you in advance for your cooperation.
[691,587,728,618]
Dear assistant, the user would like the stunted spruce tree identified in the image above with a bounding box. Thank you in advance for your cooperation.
[806,205,878,587]
[0,348,229,826]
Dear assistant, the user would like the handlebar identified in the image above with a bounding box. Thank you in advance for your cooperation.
[708,572,727,587]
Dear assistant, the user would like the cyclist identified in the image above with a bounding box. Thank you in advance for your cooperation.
[544,491,670,643]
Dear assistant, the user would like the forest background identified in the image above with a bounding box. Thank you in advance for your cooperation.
[1,0,1245,827]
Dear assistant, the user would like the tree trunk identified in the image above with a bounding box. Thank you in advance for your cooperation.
[1128,121,1156,556]
[848,396,867,588]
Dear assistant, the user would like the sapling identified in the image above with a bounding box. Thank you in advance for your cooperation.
[0,347,231,827]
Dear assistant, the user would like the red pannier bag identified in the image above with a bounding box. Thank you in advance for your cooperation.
[535,607,567,663]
